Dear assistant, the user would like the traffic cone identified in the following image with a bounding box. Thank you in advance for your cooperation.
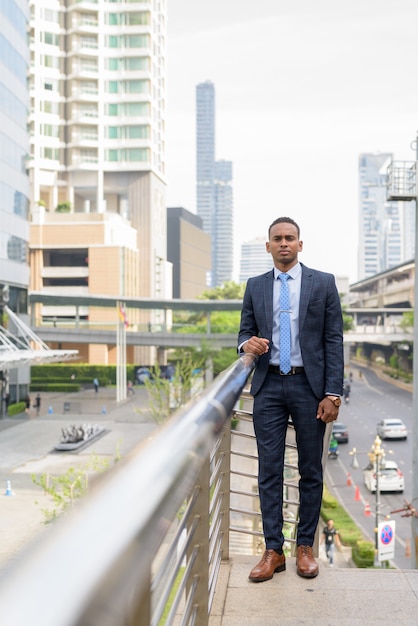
[4,480,13,496]
[364,501,371,516]
[347,472,352,487]
[405,538,411,558]
[354,485,361,501]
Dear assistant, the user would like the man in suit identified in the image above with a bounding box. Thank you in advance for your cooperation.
[238,217,344,581]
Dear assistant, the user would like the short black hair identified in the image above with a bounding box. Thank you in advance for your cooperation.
[268,217,300,238]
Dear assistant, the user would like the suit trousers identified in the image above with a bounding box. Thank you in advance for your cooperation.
[252,369,326,551]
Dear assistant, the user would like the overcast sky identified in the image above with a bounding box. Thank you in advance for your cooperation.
[166,0,418,283]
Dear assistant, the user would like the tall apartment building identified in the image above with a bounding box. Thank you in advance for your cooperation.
[0,0,31,401]
[28,0,168,364]
[358,153,415,280]
[196,81,233,287]
[239,237,272,283]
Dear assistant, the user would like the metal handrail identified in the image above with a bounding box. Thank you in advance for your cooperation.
[0,354,257,626]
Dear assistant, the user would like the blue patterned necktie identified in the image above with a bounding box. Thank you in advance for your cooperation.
[279,273,291,374]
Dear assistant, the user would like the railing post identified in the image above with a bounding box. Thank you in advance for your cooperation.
[218,423,232,561]
[186,456,210,625]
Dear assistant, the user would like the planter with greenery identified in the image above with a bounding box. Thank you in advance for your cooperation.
[321,484,375,568]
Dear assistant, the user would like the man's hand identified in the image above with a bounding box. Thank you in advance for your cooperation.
[242,336,269,356]
[316,397,339,423]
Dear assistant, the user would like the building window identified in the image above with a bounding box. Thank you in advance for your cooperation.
[41,124,60,138]
[7,236,27,263]
[107,34,149,48]
[42,147,59,160]
[107,102,149,116]
[107,126,150,139]
[107,57,148,71]
[43,32,60,46]
[107,148,149,162]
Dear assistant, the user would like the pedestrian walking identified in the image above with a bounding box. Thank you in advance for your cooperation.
[25,394,31,415]
[93,377,99,393]
[34,393,41,416]
[4,393,10,416]
[127,380,135,395]
[320,519,341,566]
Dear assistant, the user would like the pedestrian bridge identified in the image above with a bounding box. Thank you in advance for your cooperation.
[30,293,413,348]
[0,355,417,625]
[33,322,412,349]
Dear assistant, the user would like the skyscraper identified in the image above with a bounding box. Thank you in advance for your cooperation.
[358,153,415,280]
[196,81,233,287]
[28,0,169,364]
[28,0,167,291]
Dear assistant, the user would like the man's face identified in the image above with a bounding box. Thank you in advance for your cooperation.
[266,222,303,269]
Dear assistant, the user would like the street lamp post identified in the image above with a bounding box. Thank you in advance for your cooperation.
[350,436,388,567]
[368,435,385,567]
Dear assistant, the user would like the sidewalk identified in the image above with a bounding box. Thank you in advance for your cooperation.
[0,385,157,569]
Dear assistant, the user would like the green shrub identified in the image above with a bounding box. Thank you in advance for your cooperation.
[31,364,117,383]
[7,402,26,416]
[352,540,375,568]
[30,383,81,393]
[55,201,71,213]
[231,417,239,430]
[30,364,119,388]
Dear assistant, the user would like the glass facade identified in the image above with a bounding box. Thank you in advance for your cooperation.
[0,0,30,285]
[196,81,233,287]
[0,0,30,403]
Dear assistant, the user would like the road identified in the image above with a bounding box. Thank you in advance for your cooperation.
[325,365,414,569]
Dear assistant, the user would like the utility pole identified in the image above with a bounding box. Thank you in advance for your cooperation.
[386,137,418,567]
[413,135,418,568]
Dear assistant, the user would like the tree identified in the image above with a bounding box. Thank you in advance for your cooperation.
[199,281,245,300]
[171,282,245,377]
[400,310,414,332]
[142,352,208,424]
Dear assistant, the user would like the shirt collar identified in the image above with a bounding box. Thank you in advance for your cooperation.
[273,262,301,280]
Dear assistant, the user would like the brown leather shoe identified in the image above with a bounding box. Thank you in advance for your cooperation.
[248,549,286,582]
[296,545,319,578]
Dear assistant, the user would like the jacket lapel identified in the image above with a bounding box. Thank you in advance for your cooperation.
[299,263,313,330]
[264,269,275,337]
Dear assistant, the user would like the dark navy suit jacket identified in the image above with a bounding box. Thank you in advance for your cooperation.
[238,263,344,400]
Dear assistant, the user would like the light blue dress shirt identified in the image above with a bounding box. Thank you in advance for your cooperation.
[270,263,303,367]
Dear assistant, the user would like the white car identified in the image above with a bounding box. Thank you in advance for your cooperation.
[363,460,404,493]
[376,418,407,440]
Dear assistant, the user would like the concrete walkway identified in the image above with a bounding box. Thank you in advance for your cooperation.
[210,556,418,625]
[0,385,157,569]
